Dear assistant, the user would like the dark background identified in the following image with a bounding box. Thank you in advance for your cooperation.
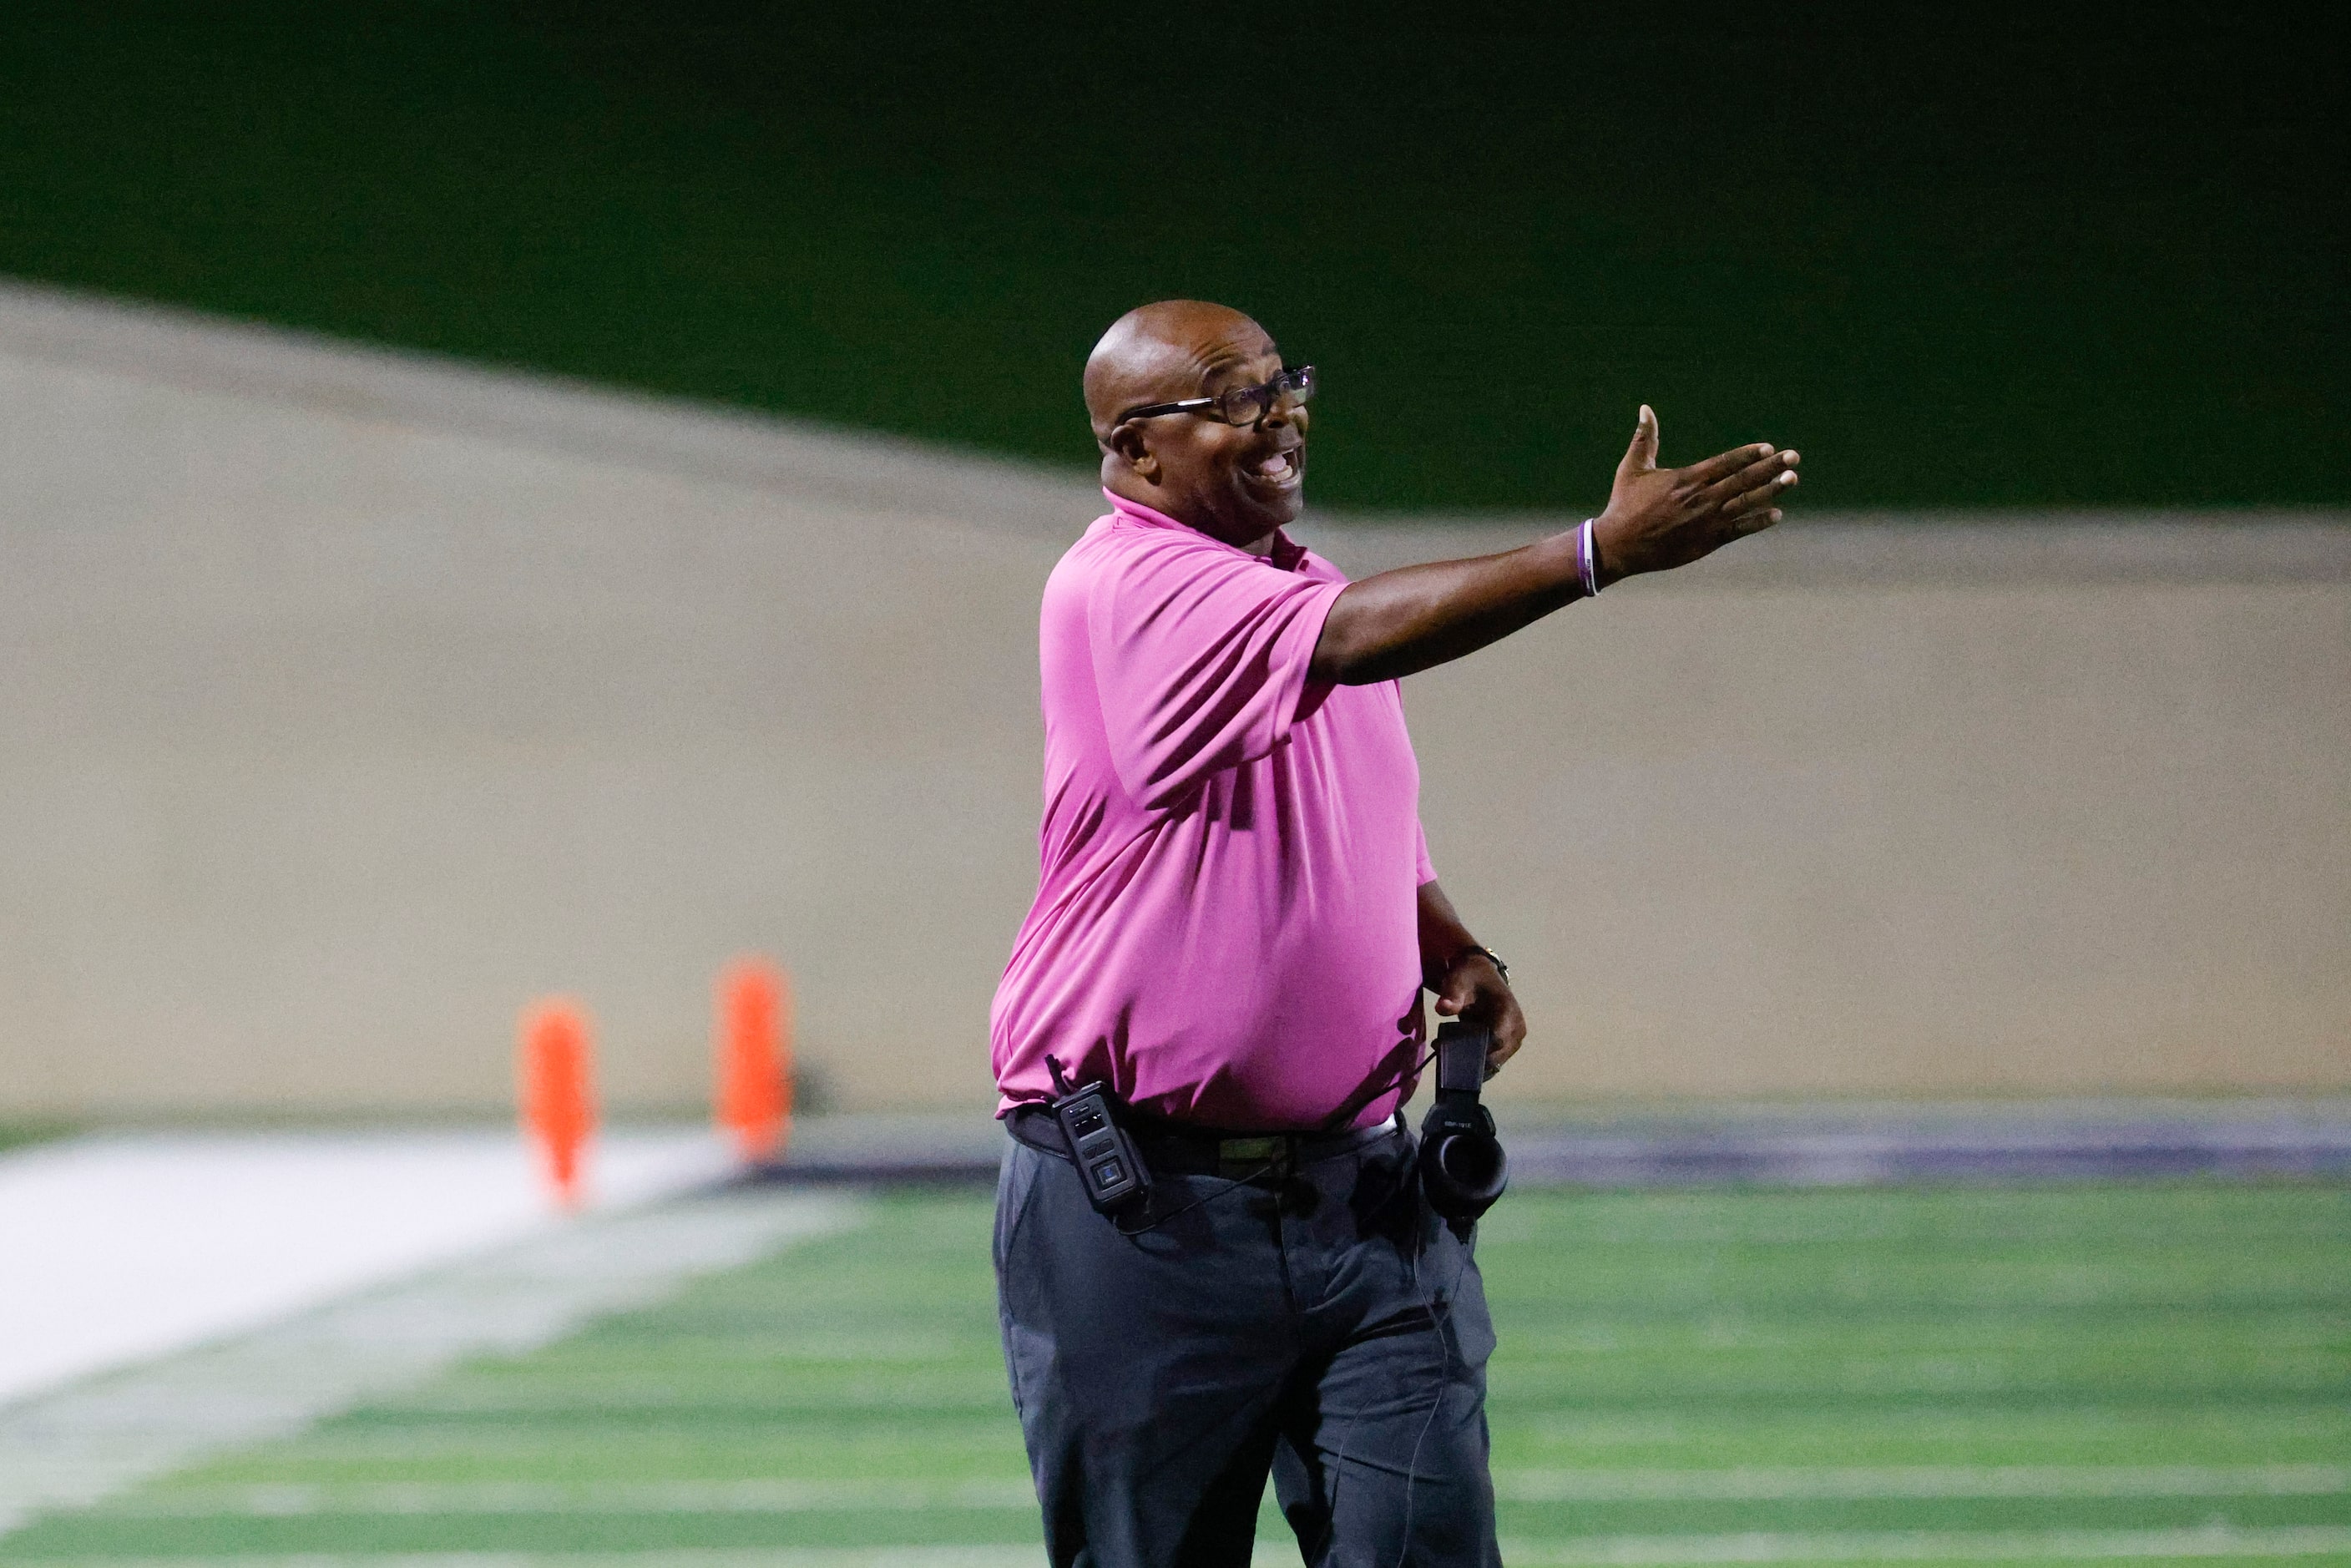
[3,3,2343,512]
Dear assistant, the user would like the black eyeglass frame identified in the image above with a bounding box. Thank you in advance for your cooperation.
[1115,365,1315,430]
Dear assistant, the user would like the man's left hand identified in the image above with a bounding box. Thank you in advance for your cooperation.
[1433,952,1526,1070]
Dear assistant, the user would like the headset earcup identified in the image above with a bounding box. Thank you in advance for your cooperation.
[1418,1125,1509,1222]
[1443,1130,1509,1210]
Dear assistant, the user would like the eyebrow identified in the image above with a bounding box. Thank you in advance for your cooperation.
[1196,349,1281,391]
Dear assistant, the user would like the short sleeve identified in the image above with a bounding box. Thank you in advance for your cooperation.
[1415,820,1437,886]
[1088,531,1347,811]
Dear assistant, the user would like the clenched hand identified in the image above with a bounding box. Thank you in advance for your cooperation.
[1433,951,1525,1070]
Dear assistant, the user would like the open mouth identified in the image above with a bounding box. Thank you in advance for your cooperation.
[1246,447,1303,490]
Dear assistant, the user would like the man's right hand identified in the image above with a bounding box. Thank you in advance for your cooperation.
[1591,406,1799,586]
[1309,405,1802,685]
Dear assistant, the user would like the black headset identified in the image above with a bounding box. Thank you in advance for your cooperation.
[1416,1020,1509,1235]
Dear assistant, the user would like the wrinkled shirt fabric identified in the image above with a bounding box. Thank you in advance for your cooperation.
[989,491,1434,1130]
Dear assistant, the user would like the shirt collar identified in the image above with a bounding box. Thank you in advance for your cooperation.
[1103,489,1311,573]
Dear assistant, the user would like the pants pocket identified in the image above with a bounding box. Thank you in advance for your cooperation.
[993,1136,1045,1275]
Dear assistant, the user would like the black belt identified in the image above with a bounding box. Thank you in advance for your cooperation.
[1009,1103,1406,1179]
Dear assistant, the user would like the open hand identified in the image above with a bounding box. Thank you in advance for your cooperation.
[1592,406,1798,584]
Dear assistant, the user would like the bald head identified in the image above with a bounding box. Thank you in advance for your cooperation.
[1084,301,1275,446]
[1081,301,1307,550]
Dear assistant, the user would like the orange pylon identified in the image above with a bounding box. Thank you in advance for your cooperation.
[716,959,791,1163]
[519,1000,597,1209]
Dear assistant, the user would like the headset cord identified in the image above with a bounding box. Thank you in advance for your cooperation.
[1393,1217,1476,1565]
[1111,1161,1278,1237]
[1111,1044,1438,1237]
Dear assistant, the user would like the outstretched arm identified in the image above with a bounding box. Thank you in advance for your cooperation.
[1310,407,1799,685]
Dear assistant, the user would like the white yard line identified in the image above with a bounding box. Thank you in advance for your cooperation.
[1496,1463,2351,1502]
[1497,1527,2351,1564]
[0,1130,745,1409]
[103,1479,1038,1515]
[91,1463,2351,1517]
[0,1189,860,1540]
[7,1527,2351,1566]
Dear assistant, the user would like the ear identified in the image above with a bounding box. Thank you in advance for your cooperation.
[1108,421,1159,481]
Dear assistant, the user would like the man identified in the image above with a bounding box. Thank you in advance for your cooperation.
[990,300,1798,1564]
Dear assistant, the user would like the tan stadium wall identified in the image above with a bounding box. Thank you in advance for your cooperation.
[1,282,2344,1119]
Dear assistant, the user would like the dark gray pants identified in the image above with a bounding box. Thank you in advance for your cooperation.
[993,1124,1500,1567]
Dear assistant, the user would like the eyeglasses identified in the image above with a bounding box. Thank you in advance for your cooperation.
[1116,365,1315,430]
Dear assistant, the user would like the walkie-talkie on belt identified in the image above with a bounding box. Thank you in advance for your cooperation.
[1047,1055,1151,1216]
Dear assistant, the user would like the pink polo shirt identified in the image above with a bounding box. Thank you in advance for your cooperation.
[989,491,1434,1131]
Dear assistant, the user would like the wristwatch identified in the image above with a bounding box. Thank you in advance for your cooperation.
[1445,944,1509,985]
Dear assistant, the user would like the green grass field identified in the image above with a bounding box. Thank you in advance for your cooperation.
[0,1121,73,1156]
[7,1183,2348,1565]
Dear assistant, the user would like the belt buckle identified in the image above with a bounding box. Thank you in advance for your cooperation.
[1218,1136,1287,1179]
